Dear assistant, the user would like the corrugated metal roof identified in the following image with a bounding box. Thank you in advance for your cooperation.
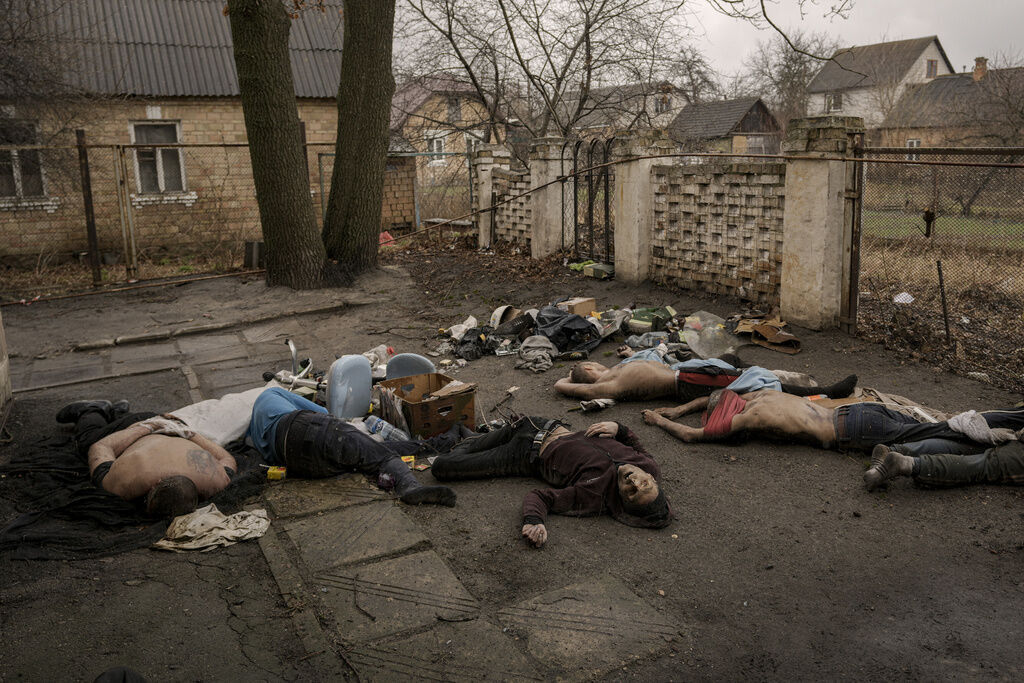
[806,36,953,94]
[31,0,343,98]
[668,97,764,139]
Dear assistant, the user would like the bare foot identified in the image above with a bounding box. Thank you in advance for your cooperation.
[641,409,666,426]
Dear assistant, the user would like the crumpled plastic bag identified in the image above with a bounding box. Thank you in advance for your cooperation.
[535,306,603,352]
[152,504,270,552]
[681,311,742,359]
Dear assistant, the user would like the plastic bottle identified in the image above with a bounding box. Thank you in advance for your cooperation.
[364,415,411,441]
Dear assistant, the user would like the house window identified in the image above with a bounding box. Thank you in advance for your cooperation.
[132,122,185,193]
[654,94,672,114]
[906,138,921,161]
[825,92,843,113]
[0,122,45,198]
[464,131,485,156]
[448,97,460,123]
[926,59,938,78]
[425,131,445,163]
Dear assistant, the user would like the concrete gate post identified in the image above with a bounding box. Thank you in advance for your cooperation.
[780,116,864,330]
[611,130,674,284]
[471,145,510,249]
[528,137,565,258]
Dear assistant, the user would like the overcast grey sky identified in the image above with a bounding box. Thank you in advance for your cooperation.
[691,0,1023,75]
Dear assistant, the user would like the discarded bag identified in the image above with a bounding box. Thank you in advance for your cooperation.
[535,305,603,352]
[515,335,559,373]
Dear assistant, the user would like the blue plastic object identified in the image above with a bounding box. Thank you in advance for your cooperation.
[326,354,372,418]
[385,353,436,381]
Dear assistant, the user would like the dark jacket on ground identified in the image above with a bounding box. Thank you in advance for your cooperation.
[523,424,660,527]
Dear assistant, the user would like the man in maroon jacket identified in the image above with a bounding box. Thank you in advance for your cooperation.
[432,416,672,547]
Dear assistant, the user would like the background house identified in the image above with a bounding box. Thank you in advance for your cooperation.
[560,81,689,135]
[667,97,781,153]
[806,36,955,129]
[0,0,415,264]
[878,58,1024,149]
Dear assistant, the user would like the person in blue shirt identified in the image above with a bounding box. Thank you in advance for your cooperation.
[247,388,458,506]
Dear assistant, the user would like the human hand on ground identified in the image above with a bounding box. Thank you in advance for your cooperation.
[585,421,618,438]
[653,405,682,419]
[616,344,633,358]
[521,523,547,548]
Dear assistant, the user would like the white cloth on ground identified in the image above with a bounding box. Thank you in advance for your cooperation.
[136,416,194,440]
[170,383,278,446]
[947,410,1021,445]
[152,504,270,552]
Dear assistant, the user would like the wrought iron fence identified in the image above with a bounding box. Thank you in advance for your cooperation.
[856,148,1024,390]
[561,138,615,263]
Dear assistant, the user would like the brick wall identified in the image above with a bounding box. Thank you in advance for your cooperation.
[492,167,532,245]
[0,97,415,261]
[649,162,786,302]
[382,156,417,231]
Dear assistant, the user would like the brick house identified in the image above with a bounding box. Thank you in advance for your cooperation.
[561,81,690,135]
[806,36,955,130]
[878,58,1024,150]
[0,0,415,263]
[667,98,781,153]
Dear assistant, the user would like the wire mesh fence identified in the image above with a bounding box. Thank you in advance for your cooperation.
[857,149,1024,390]
[560,138,615,263]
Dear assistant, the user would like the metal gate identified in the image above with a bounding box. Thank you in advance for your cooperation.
[854,146,1024,390]
[561,138,615,263]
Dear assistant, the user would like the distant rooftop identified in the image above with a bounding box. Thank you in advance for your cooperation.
[806,36,953,93]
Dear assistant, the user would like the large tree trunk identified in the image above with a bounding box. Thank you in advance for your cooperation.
[322,0,396,272]
[227,0,331,289]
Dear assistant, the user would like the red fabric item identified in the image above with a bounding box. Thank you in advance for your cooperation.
[701,390,746,438]
[676,370,737,388]
[379,231,395,245]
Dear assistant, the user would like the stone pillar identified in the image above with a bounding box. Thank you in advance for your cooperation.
[472,145,510,249]
[0,307,10,423]
[611,129,675,284]
[780,116,864,330]
[528,137,564,258]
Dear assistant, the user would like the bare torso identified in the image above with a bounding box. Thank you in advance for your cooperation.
[558,361,676,401]
[103,434,231,500]
[733,391,837,447]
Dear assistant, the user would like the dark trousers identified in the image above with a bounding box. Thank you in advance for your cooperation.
[835,403,963,451]
[432,416,549,481]
[915,441,1024,487]
[74,411,157,458]
[276,410,451,493]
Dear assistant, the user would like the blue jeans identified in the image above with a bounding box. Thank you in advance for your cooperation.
[915,442,1024,487]
[834,403,962,451]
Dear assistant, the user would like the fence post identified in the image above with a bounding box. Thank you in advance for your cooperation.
[0,307,10,430]
[471,145,509,249]
[528,137,565,258]
[75,129,102,286]
[780,116,864,330]
[611,129,674,284]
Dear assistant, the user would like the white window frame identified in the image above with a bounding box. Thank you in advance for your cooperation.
[654,94,672,114]
[464,130,485,156]
[0,121,47,200]
[130,121,187,194]
[424,130,446,165]
[906,138,921,161]
[825,92,843,113]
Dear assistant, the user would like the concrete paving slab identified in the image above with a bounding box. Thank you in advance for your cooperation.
[241,322,303,344]
[109,342,177,364]
[496,574,682,677]
[178,344,250,366]
[316,550,479,644]
[191,363,265,399]
[345,620,544,682]
[21,361,112,390]
[174,333,244,355]
[262,475,387,518]
[281,502,426,573]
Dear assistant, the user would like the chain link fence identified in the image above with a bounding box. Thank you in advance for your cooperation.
[857,149,1024,391]
[560,138,615,263]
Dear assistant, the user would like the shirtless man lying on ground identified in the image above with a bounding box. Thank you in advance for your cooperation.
[554,354,857,403]
[640,389,1024,455]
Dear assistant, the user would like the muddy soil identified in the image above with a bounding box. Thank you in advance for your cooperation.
[3,244,1023,680]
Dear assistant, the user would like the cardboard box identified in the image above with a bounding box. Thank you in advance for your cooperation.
[556,297,596,317]
[583,263,614,279]
[378,372,476,437]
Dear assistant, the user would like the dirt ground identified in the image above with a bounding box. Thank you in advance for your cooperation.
[2,245,1024,681]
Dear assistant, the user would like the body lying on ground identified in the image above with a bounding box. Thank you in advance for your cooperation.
[57,400,236,518]
[864,438,1024,491]
[554,355,857,403]
[247,387,460,506]
[641,389,1024,455]
[431,416,672,548]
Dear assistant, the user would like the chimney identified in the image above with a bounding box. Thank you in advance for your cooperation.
[973,57,988,82]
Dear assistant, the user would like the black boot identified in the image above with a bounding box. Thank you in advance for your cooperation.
[56,400,114,424]
[379,457,457,507]
[781,375,857,399]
